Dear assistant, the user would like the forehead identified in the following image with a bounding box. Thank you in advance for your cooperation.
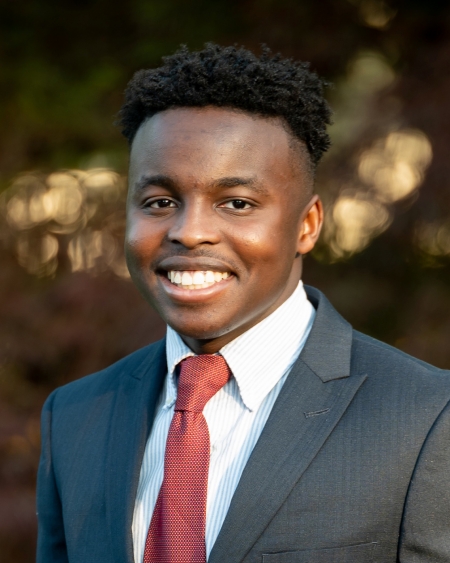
[129,107,306,184]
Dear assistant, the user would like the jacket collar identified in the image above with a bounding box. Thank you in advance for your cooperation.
[302,285,353,382]
[106,338,167,563]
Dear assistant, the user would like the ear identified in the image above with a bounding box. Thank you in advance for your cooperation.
[297,195,323,255]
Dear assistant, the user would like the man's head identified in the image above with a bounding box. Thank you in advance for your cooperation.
[121,44,331,353]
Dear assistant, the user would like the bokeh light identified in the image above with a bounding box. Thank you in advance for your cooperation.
[321,125,433,260]
[331,193,391,255]
[358,129,432,203]
[1,169,128,278]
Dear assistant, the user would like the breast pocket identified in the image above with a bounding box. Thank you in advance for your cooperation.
[262,542,377,563]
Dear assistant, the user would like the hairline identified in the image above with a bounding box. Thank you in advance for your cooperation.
[130,105,316,191]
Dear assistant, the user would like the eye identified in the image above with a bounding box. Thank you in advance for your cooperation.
[148,199,177,208]
[221,199,252,210]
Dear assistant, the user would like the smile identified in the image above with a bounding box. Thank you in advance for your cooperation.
[166,270,231,290]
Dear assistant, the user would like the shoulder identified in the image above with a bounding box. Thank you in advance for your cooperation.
[43,338,166,412]
[351,329,450,406]
[352,329,446,375]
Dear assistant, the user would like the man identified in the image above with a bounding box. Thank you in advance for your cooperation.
[37,44,450,563]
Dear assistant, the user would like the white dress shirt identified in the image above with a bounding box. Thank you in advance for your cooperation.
[132,280,315,562]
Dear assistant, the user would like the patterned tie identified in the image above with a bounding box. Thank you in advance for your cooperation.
[143,354,231,563]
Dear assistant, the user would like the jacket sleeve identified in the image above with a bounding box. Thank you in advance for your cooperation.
[399,397,450,562]
[36,390,69,563]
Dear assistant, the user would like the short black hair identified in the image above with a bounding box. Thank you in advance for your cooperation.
[120,43,332,165]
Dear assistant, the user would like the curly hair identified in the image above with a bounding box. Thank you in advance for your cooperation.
[119,43,332,165]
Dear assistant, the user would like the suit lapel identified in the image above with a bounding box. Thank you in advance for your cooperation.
[209,287,367,563]
[105,339,167,563]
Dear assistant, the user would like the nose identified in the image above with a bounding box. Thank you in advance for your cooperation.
[167,202,220,249]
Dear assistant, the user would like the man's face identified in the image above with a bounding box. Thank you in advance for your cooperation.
[126,107,322,353]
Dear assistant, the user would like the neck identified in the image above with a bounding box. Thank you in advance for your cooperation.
[180,277,303,355]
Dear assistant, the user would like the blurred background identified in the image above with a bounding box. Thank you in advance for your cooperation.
[1,0,450,560]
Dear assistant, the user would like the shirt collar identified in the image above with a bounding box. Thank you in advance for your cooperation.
[165,281,315,411]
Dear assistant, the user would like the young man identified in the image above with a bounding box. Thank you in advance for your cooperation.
[37,44,450,563]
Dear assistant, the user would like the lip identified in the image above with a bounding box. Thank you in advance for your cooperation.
[158,272,234,303]
[157,256,235,274]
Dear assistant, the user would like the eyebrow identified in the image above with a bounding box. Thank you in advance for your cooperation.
[135,175,175,192]
[134,174,268,195]
[212,176,268,194]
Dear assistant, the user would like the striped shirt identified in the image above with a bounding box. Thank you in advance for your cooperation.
[132,280,315,562]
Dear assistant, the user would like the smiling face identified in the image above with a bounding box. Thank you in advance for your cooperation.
[126,107,323,354]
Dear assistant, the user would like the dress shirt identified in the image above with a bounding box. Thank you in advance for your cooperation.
[132,280,315,563]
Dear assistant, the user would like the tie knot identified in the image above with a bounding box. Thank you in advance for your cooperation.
[175,354,231,412]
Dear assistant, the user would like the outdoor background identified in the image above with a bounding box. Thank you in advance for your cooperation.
[1,0,450,560]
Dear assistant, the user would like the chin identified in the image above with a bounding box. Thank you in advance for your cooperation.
[167,317,234,342]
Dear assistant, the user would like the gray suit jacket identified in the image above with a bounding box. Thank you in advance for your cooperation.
[37,286,450,563]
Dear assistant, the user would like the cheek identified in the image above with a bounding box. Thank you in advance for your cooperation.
[126,211,161,249]
[125,219,161,273]
[231,216,298,269]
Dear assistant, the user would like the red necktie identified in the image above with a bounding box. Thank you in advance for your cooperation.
[143,354,231,563]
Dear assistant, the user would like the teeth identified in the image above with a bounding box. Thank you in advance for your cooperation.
[166,270,231,289]
[181,272,193,286]
[192,271,205,285]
